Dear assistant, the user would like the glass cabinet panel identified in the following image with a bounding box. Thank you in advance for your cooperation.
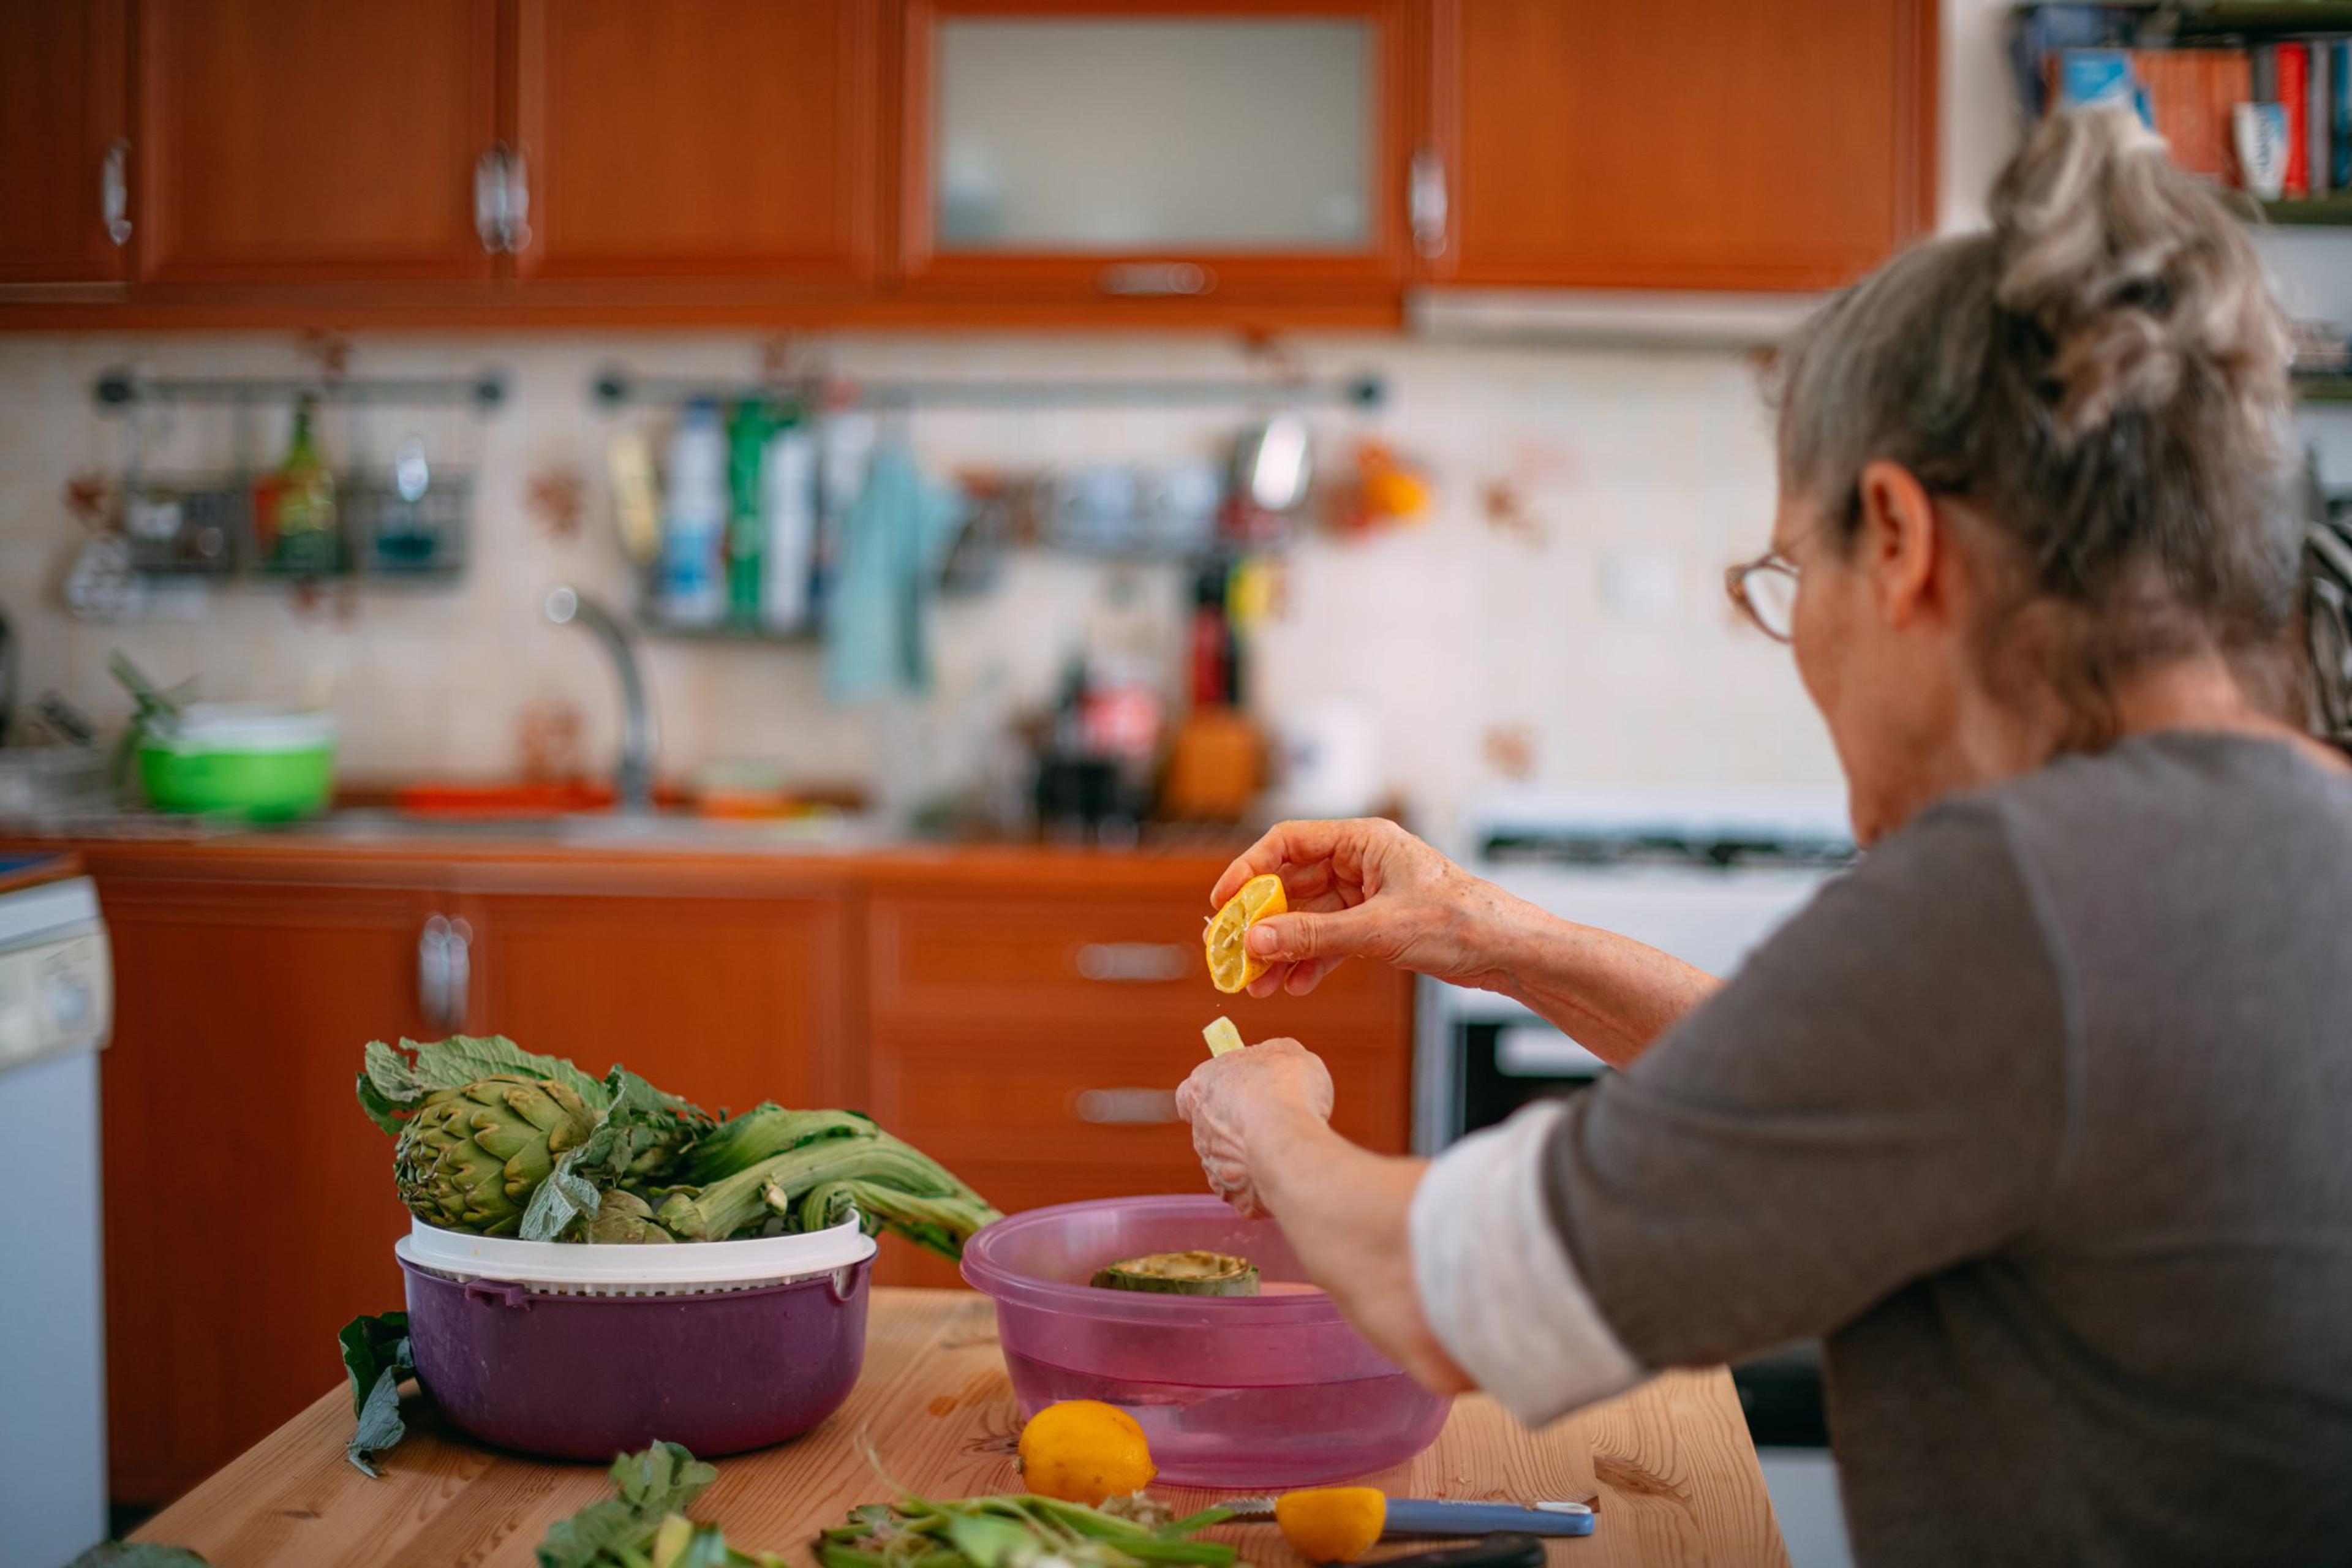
[932,17,1374,253]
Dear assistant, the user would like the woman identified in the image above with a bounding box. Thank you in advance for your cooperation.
[1176,108,2352,1567]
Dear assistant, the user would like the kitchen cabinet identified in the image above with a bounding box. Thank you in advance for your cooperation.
[897,0,1415,312]
[1423,0,1937,291]
[864,885,1413,1286]
[464,889,856,1116]
[134,0,502,284]
[0,0,129,285]
[96,876,435,1507]
[510,0,881,293]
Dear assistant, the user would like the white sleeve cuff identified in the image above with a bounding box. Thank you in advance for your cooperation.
[1410,1100,1645,1427]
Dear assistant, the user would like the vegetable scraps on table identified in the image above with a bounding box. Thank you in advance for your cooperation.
[529,1440,1240,1568]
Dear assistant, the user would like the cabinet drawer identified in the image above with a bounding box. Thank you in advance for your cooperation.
[867,891,1404,1029]
[874,1027,1411,1165]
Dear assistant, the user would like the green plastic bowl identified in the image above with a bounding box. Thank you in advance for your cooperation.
[135,704,337,820]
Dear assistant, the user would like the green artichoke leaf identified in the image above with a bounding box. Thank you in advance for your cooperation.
[519,1068,711,1242]
[685,1106,878,1186]
[539,1442,720,1568]
[360,1035,611,1136]
[336,1310,414,1477]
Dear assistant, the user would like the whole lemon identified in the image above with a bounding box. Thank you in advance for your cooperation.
[1016,1400,1156,1504]
[1275,1488,1388,1562]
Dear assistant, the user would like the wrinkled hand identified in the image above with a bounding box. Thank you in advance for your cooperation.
[1175,1038,1334,1218]
[1210,818,1509,998]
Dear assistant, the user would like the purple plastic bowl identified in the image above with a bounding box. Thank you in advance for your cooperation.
[962,1195,1450,1487]
[399,1255,871,1461]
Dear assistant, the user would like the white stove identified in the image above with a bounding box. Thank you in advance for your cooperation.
[1416,784,1852,1153]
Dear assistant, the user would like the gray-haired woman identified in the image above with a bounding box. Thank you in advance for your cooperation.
[1177,109,2352,1566]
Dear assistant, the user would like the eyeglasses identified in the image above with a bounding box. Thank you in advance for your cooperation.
[1724,550,1801,643]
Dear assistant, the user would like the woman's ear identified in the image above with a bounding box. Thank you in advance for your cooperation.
[1853,459,1943,630]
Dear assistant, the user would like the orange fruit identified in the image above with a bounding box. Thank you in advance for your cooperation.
[1205,873,1287,994]
[1275,1488,1388,1562]
[1017,1400,1156,1504]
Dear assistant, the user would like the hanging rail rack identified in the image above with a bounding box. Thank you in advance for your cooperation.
[589,366,1384,413]
[92,368,509,412]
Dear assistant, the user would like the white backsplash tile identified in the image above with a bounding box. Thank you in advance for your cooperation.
[0,330,1844,825]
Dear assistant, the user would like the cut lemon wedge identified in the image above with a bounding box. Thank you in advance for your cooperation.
[1202,1016,1245,1057]
[1204,873,1287,994]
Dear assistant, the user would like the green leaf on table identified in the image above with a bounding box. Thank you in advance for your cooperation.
[337,1310,415,1477]
[537,1442,721,1568]
[611,1441,718,1515]
[67,1545,211,1567]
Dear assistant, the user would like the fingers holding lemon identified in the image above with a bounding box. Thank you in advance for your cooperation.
[1205,873,1287,994]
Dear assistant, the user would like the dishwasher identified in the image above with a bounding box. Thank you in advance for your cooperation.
[0,855,116,1568]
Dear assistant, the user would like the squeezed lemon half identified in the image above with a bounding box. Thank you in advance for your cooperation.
[1204,873,1287,994]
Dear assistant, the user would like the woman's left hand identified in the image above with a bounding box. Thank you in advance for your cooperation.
[1175,1038,1333,1217]
[1175,1036,1472,1395]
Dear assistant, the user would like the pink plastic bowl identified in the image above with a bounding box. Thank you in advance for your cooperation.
[960,1195,1451,1487]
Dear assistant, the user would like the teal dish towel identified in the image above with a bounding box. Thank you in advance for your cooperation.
[823,440,965,705]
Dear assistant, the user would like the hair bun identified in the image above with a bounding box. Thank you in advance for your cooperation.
[1989,107,2285,441]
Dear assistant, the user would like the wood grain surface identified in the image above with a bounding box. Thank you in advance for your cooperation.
[134,1289,1787,1568]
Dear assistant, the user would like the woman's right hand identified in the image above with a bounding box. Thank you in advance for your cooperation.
[1210,818,1519,997]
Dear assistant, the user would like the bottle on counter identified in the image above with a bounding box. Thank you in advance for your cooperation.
[262,393,339,576]
[657,400,728,627]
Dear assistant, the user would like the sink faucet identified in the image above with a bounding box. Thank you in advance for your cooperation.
[543,586,657,813]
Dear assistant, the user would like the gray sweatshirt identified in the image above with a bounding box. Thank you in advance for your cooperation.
[1411,731,2352,1567]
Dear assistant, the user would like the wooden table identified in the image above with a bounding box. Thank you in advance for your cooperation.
[134,1289,1789,1567]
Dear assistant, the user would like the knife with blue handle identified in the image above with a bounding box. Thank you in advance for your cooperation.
[1219,1498,1596,1538]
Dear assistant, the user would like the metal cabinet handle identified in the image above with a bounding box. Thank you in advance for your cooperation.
[1096,262,1214,297]
[1071,1087,1181,1125]
[418,914,452,1024]
[443,917,473,1026]
[474,148,509,254]
[502,145,531,254]
[101,140,131,246]
[1074,942,1189,983]
[418,914,475,1028]
[1409,148,1449,260]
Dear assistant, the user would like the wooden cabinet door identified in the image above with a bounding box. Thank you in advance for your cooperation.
[97,877,441,1506]
[134,0,501,283]
[0,0,129,284]
[466,891,853,1120]
[1429,0,1936,292]
[512,0,880,287]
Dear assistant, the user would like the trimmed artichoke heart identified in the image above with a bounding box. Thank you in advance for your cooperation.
[1090,1250,1260,1295]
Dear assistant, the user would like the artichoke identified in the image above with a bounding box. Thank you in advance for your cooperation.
[579,1188,674,1245]
[393,1074,597,1235]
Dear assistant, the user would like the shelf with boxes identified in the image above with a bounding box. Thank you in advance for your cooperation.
[2017,2,2352,216]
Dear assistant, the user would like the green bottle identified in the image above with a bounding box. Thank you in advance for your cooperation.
[271,393,339,575]
[725,400,778,624]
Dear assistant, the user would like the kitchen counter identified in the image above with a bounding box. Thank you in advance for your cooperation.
[0,814,1267,895]
[130,1288,1790,1567]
